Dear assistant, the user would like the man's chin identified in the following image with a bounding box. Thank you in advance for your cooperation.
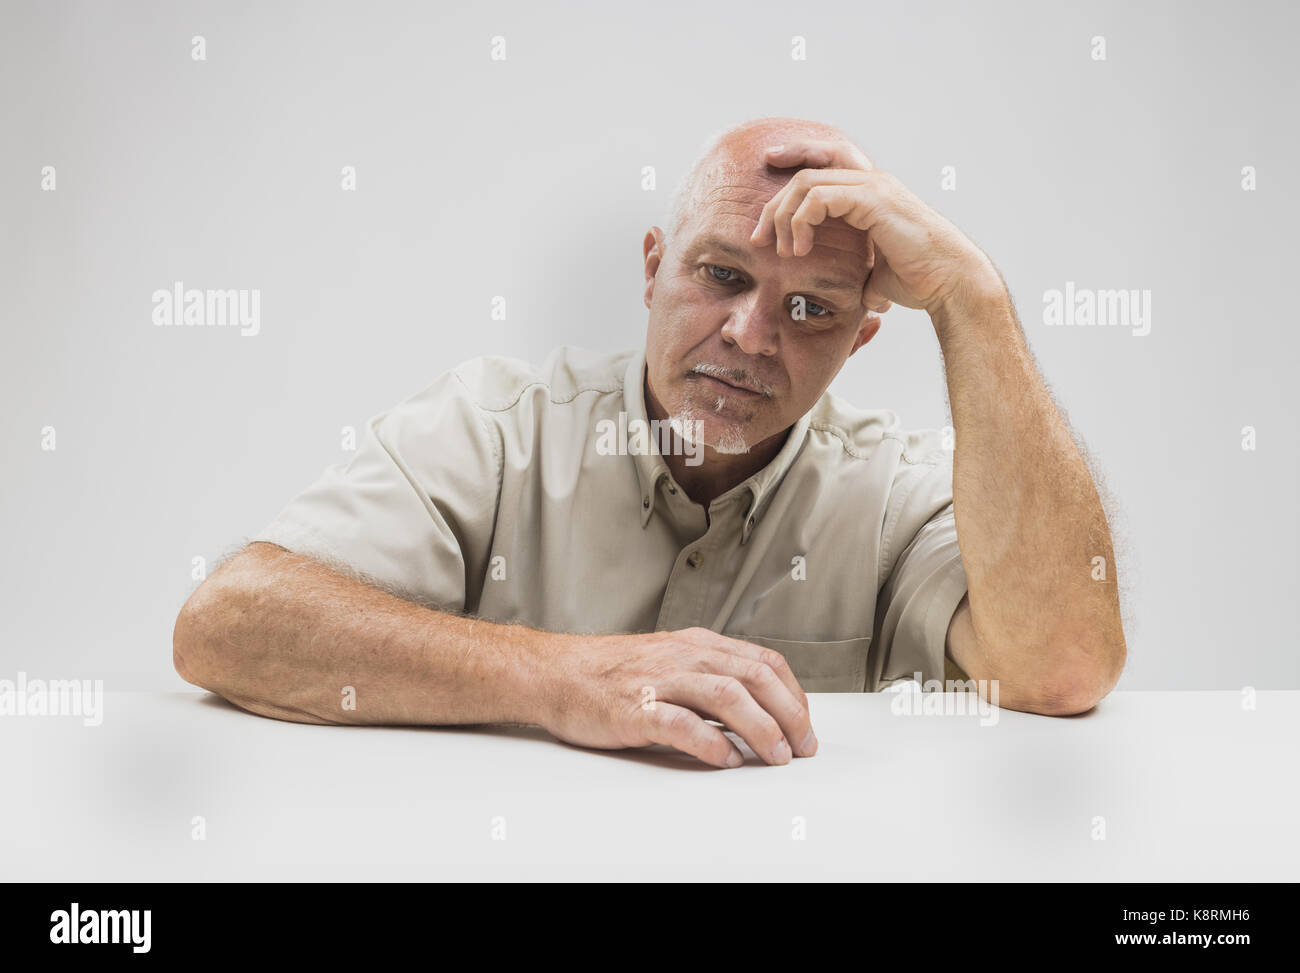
[705,427,751,455]
[669,413,753,455]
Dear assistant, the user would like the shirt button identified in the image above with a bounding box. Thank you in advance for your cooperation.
[748,516,755,528]
[668,485,677,495]
[643,497,650,509]
[686,550,703,568]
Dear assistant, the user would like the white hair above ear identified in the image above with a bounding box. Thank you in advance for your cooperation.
[661,125,732,253]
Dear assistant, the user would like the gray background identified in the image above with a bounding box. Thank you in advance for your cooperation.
[2,0,1296,691]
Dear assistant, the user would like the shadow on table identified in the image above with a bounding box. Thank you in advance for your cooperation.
[195,692,726,772]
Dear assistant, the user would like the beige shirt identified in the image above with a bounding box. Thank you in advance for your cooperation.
[254,345,969,692]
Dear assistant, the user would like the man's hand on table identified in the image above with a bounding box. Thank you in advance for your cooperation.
[539,628,817,769]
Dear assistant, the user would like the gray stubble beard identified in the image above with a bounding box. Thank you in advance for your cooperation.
[667,388,750,456]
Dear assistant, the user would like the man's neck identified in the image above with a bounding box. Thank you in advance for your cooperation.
[663,431,788,507]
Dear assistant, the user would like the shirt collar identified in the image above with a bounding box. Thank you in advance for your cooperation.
[624,349,671,525]
[623,349,813,541]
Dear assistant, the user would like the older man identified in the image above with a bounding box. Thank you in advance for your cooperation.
[173,116,1126,769]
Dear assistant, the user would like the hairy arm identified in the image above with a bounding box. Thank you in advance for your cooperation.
[172,542,815,767]
[934,280,1127,714]
[172,542,559,726]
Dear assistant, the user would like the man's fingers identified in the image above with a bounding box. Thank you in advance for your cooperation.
[763,140,874,172]
[756,171,891,259]
[662,673,792,765]
[703,650,818,757]
[788,182,884,257]
[751,169,869,253]
[696,630,810,712]
[642,701,745,769]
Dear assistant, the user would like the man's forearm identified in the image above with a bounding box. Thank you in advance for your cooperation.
[930,274,1127,700]
[173,542,560,727]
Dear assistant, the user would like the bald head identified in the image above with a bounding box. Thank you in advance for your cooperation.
[662,116,856,252]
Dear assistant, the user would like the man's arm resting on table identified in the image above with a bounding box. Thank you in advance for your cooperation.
[171,542,817,767]
[172,542,558,728]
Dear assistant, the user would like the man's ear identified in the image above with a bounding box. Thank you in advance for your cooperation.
[848,313,883,356]
[643,227,665,309]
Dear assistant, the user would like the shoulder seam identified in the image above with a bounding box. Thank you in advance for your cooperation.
[453,370,623,414]
[809,421,945,466]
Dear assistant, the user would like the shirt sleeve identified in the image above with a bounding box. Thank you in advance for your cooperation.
[870,456,969,691]
[250,368,502,612]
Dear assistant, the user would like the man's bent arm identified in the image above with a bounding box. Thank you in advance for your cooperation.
[173,542,817,767]
[932,275,1127,714]
[172,542,559,727]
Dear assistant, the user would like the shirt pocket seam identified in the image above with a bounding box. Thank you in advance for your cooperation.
[722,634,871,693]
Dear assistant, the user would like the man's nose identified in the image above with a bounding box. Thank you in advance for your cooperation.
[720,296,781,356]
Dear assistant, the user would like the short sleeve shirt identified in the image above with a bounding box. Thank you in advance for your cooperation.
[253,346,969,692]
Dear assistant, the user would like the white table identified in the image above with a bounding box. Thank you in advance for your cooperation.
[3,690,1296,881]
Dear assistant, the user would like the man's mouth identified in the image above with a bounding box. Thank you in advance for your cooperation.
[697,373,762,397]
[688,364,771,398]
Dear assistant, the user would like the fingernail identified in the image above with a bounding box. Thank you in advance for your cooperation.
[767,144,784,153]
[774,738,792,764]
[727,750,744,768]
[800,730,818,756]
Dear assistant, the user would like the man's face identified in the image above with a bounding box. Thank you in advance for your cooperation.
[643,171,876,456]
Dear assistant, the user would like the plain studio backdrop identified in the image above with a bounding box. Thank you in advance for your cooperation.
[1,0,1296,692]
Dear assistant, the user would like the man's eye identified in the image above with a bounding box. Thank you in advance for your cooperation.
[792,297,832,319]
[703,266,832,321]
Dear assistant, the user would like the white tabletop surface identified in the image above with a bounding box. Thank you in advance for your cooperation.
[3,690,1296,881]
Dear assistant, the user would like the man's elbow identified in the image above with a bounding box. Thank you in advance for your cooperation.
[1023,636,1127,716]
[173,582,214,690]
[172,568,245,693]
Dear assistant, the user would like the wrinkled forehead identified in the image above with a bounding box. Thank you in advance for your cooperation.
[684,173,872,273]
